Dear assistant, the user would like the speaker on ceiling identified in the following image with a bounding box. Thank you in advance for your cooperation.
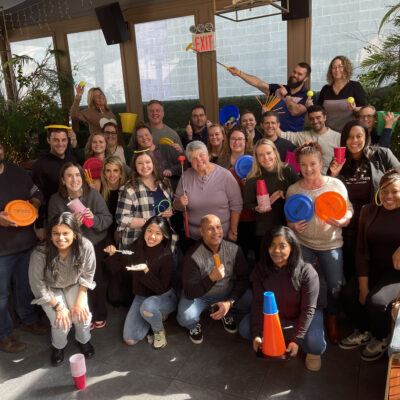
[281,0,311,21]
[95,2,130,45]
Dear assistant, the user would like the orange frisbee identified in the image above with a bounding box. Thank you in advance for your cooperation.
[4,200,37,226]
[314,191,347,222]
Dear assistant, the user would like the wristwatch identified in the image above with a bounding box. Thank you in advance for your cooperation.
[228,298,235,308]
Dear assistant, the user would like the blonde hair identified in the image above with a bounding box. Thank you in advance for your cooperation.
[85,133,111,160]
[207,124,227,158]
[87,87,110,112]
[247,139,284,180]
[100,155,127,202]
[326,56,353,85]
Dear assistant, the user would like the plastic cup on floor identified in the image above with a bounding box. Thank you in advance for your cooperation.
[334,147,346,164]
[69,353,86,390]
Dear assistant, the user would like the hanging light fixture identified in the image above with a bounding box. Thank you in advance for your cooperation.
[213,0,289,23]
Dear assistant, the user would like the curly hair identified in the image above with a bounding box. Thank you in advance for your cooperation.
[326,56,353,85]
[219,126,253,162]
[87,87,110,112]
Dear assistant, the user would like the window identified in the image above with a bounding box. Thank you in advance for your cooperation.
[68,30,125,105]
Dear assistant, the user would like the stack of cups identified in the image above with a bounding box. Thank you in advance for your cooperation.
[69,353,86,390]
[256,180,271,212]
[67,198,94,228]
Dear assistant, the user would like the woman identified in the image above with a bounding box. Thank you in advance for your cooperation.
[238,226,326,371]
[317,55,366,132]
[207,124,227,163]
[174,141,242,245]
[104,216,176,349]
[116,150,175,250]
[286,142,353,344]
[240,110,263,145]
[329,120,400,279]
[340,170,400,361]
[70,85,117,134]
[217,127,253,170]
[135,122,183,191]
[100,155,128,244]
[85,133,110,161]
[243,139,298,259]
[102,122,131,166]
[357,105,399,148]
[48,163,112,330]
[29,212,96,366]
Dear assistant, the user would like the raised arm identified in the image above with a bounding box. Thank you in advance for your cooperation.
[228,66,270,94]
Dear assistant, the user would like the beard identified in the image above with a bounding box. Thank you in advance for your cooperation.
[287,76,305,90]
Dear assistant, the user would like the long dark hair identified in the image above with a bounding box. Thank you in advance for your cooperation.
[340,120,371,161]
[260,226,303,289]
[39,212,84,280]
[58,162,90,199]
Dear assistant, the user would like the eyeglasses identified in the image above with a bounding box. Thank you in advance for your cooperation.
[359,114,375,119]
[104,131,117,135]
[332,65,344,70]
[230,138,245,142]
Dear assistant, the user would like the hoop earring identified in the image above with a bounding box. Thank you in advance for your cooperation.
[375,188,382,207]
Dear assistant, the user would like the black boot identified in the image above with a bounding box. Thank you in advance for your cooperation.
[51,346,64,366]
[79,341,95,359]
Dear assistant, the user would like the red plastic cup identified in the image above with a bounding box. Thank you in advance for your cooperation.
[334,147,346,164]
[73,374,86,390]
[256,180,268,196]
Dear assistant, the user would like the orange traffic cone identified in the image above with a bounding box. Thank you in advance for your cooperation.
[262,291,286,358]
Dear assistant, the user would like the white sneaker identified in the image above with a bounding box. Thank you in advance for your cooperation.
[153,329,167,349]
[338,330,371,350]
[361,337,389,361]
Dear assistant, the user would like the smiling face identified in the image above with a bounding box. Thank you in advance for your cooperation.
[256,144,276,171]
[287,65,308,89]
[144,223,164,247]
[269,235,291,268]
[135,153,154,178]
[91,134,107,156]
[299,154,323,181]
[200,215,223,249]
[136,127,154,149]
[48,131,68,158]
[191,107,207,130]
[104,125,118,148]
[208,126,224,148]
[51,224,75,252]
[241,113,256,134]
[346,126,366,159]
[189,149,210,174]
[62,166,82,195]
[104,162,121,188]
[380,181,400,211]
[93,89,106,108]
[309,111,327,133]
[357,107,376,131]
[261,116,280,139]
[147,103,164,126]
[229,130,246,154]
[331,58,345,81]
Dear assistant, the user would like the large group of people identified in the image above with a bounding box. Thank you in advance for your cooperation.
[1,54,400,376]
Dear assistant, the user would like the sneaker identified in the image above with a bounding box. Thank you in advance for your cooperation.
[94,320,106,329]
[90,323,95,331]
[339,330,371,350]
[361,337,389,361]
[153,329,167,349]
[305,354,321,371]
[188,323,203,344]
[221,316,238,334]
[0,334,26,353]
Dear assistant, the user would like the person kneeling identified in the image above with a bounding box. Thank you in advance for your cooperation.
[177,214,251,344]
[239,226,326,371]
[104,216,176,349]
[29,212,96,366]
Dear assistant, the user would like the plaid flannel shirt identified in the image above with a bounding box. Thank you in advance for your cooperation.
[116,181,177,250]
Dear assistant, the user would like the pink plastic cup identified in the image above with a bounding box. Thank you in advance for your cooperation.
[67,199,94,228]
[256,180,271,211]
[69,353,86,390]
[334,147,346,164]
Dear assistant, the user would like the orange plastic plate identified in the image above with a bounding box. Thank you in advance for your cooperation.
[5,200,37,226]
[314,191,347,222]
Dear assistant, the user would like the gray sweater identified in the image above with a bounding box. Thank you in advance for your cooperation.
[48,188,112,245]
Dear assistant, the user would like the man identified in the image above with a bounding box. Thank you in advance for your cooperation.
[145,100,183,152]
[261,111,296,162]
[182,104,212,148]
[240,110,263,145]
[229,63,311,132]
[177,214,250,344]
[280,105,340,174]
[0,143,46,353]
[32,126,76,240]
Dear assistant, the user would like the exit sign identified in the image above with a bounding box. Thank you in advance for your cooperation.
[192,32,215,52]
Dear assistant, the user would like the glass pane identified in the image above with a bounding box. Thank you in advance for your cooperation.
[311,0,392,91]
[215,7,287,99]
[68,29,125,105]
[135,16,199,101]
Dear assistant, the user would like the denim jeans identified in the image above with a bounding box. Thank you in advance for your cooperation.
[0,249,38,339]
[123,288,177,343]
[301,245,344,316]
[177,288,252,331]
[238,309,326,355]
[41,284,92,349]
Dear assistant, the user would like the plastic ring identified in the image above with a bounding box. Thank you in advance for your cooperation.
[157,199,171,213]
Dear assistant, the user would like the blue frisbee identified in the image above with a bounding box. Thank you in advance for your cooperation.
[284,194,314,223]
[234,155,253,179]
[219,105,240,126]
